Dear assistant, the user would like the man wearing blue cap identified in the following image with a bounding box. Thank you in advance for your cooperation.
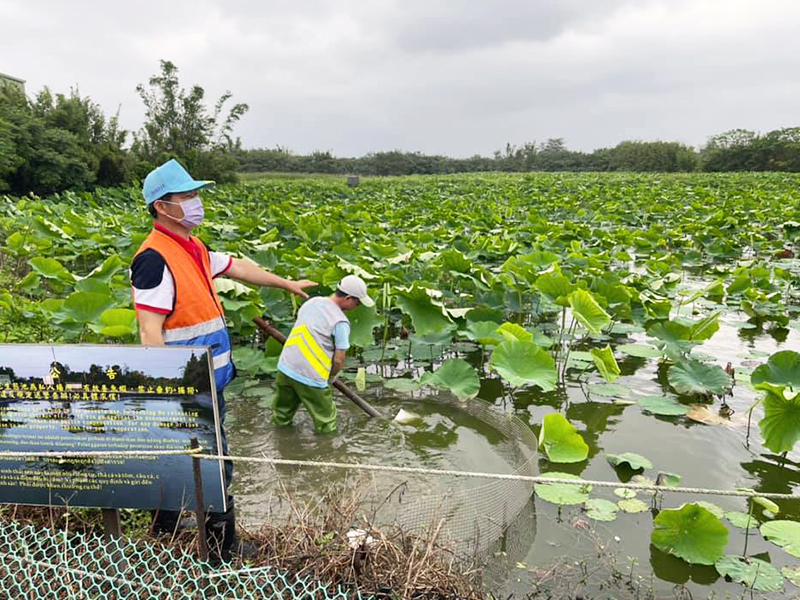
[131,158,316,558]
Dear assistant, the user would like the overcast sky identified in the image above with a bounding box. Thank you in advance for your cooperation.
[3,0,799,157]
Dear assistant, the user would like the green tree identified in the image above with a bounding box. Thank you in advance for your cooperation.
[0,86,95,195]
[133,60,249,183]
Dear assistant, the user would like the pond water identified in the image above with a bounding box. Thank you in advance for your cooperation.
[225,309,800,599]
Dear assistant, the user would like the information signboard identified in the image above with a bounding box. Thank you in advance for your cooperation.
[0,344,226,512]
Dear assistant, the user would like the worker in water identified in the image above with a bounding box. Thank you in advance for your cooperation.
[273,275,373,434]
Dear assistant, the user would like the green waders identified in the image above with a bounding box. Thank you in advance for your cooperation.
[273,371,337,434]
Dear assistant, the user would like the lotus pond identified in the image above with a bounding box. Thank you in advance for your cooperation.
[4,172,800,597]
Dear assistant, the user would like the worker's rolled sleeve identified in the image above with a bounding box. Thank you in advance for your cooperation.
[332,321,351,350]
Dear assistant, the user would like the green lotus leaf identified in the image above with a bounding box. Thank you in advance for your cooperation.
[5,231,24,251]
[637,395,689,416]
[535,271,575,306]
[656,472,682,487]
[782,565,800,587]
[355,367,367,392]
[215,278,255,297]
[439,249,473,273]
[651,503,729,565]
[394,284,454,336]
[496,322,533,343]
[668,360,732,396]
[535,472,591,506]
[647,320,691,343]
[490,340,557,391]
[588,383,632,398]
[751,351,800,390]
[538,413,589,463]
[384,378,422,393]
[464,321,504,345]
[725,511,757,529]
[758,384,800,453]
[727,274,751,295]
[614,488,637,499]
[606,452,653,471]
[79,254,125,282]
[715,556,783,592]
[418,358,480,401]
[618,498,649,513]
[688,311,721,341]
[694,501,725,518]
[231,347,272,377]
[90,308,137,338]
[591,345,620,382]
[754,497,780,514]
[585,498,618,522]
[762,521,800,558]
[29,257,74,282]
[348,304,384,348]
[617,343,662,358]
[568,289,611,334]
[61,291,116,324]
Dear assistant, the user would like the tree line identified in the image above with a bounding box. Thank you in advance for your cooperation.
[0,61,247,196]
[2,59,800,196]
[236,131,800,176]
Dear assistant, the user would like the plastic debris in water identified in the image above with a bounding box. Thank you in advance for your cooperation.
[393,409,421,424]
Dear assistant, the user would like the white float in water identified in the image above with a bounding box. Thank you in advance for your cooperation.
[393,408,421,424]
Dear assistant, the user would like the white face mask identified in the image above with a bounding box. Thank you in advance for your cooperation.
[162,197,205,228]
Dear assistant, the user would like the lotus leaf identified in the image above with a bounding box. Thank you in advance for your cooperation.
[618,499,649,513]
[762,521,800,557]
[61,291,116,324]
[535,472,591,506]
[715,556,783,592]
[418,358,480,401]
[754,497,780,514]
[588,383,632,398]
[568,289,611,334]
[394,284,454,336]
[384,378,422,393]
[757,384,800,453]
[464,321,503,345]
[91,308,137,338]
[606,452,653,471]
[782,565,800,587]
[590,345,620,382]
[651,503,729,565]
[585,498,618,522]
[725,511,756,529]
[751,351,800,390]
[617,343,662,358]
[496,322,533,343]
[355,368,366,392]
[348,304,384,348]
[694,501,725,518]
[535,271,575,306]
[637,395,689,416]
[490,340,557,391]
[668,360,732,396]
[615,488,637,499]
[29,257,74,282]
[538,413,589,463]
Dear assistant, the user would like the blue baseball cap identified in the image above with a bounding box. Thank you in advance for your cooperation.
[142,159,215,205]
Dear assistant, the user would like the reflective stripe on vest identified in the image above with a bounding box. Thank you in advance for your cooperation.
[133,230,234,391]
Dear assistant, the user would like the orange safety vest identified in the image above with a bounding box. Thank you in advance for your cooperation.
[133,229,234,390]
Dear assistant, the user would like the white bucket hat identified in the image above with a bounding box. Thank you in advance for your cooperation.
[337,275,374,307]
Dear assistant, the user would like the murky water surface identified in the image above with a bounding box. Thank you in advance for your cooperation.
[226,309,800,598]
